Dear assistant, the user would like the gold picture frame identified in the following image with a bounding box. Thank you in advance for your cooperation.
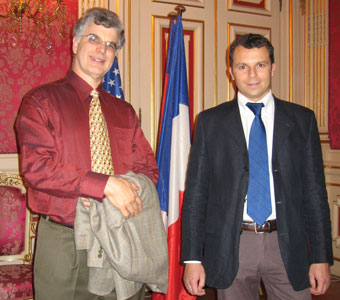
[227,0,272,16]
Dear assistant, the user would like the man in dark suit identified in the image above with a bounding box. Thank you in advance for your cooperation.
[181,34,333,299]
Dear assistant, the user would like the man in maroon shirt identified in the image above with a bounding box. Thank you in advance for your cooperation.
[16,8,158,300]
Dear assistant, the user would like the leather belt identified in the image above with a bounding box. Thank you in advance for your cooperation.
[242,219,277,233]
[41,214,74,229]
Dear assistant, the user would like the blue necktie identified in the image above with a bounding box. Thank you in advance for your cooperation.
[246,102,271,226]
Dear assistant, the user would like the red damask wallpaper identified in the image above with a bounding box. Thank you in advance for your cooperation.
[329,0,340,149]
[0,0,78,153]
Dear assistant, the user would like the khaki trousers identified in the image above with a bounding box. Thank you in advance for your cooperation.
[34,217,145,300]
[217,231,311,300]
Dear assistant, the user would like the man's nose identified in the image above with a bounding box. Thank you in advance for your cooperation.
[249,67,257,77]
[96,42,107,53]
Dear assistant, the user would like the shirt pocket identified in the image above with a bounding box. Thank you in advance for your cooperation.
[111,127,134,170]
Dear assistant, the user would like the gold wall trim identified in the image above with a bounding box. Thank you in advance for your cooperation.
[304,0,308,107]
[323,0,327,127]
[227,0,272,16]
[289,0,293,102]
[128,0,131,105]
[227,23,231,102]
[79,0,107,17]
[304,0,328,128]
[214,0,217,107]
[324,165,340,169]
[151,16,156,151]
[116,0,119,14]
[115,0,131,105]
[326,183,340,187]
[152,0,205,8]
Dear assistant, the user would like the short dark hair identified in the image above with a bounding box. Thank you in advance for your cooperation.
[229,34,274,67]
[73,7,125,51]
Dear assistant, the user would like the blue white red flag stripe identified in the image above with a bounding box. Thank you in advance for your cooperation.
[102,56,125,100]
[152,16,195,300]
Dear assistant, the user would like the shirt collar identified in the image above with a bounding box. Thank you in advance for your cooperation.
[66,70,105,101]
[238,90,274,113]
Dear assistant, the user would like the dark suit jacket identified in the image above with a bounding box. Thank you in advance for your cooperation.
[181,97,333,291]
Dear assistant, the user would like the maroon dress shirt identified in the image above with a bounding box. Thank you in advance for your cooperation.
[16,71,158,226]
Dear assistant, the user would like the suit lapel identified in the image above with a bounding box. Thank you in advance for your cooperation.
[221,99,247,150]
[272,97,295,158]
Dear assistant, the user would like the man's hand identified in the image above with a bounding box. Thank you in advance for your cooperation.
[309,263,331,295]
[81,197,91,207]
[183,263,206,296]
[104,176,142,218]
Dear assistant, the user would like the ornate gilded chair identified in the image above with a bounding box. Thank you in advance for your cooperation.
[0,172,37,300]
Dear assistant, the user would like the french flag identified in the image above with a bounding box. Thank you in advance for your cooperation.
[152,16,194,300]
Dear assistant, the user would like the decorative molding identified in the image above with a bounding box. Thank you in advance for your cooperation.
[214,0,218,107]
[336,237,340,248]
[289,0,293,102]
[227,0,271,16]
[152,0,205,8]
[0,172,25,193]
[79,0,108,17]
[304,0,328,129]
[333,196,340,249]
[300,0,306,15]
[326,183,340,187]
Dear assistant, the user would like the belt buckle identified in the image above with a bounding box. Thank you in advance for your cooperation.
[267,220,272,233]
[254,222,264,234]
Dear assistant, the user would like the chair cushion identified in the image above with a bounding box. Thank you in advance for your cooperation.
[0,264,33,299]
[0,186,26,256]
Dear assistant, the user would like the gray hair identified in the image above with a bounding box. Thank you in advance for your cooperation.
[73,7,125,51]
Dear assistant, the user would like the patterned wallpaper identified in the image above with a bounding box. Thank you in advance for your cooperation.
[1,1,339,151]
[329,0,340,149]
[0,0,78,153]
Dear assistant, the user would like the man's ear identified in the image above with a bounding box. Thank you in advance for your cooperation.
[72,37,78,55]
[271,63,276,77]
[229,66,235,80]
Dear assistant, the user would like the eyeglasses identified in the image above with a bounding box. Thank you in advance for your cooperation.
[81,33,117,53]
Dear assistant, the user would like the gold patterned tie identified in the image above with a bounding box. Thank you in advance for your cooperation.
[89,89,114,175]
